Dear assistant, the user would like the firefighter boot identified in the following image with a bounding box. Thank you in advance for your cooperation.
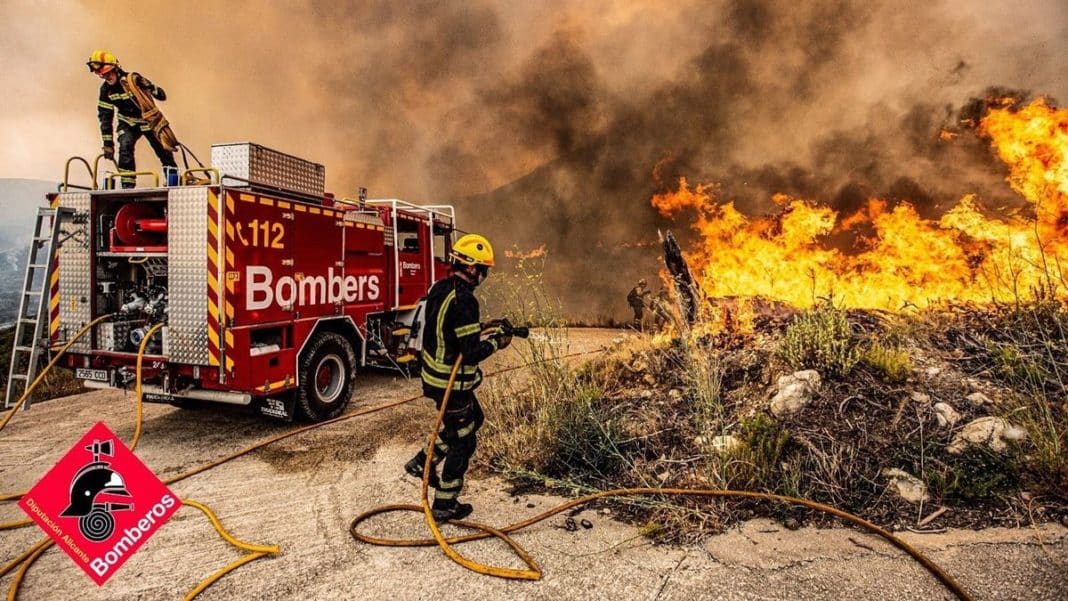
[404,453,441,488]
[431,501,473,522]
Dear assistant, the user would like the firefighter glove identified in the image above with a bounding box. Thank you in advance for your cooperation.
[101,145,115,161]
[495,332,513,350]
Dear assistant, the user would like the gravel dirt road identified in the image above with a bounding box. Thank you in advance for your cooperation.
[1,329,1065,600]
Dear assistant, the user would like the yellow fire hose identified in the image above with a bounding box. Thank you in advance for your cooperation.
[0,321,278,600]
[0,345,604,600]
[349,354,976,601]
[0,314,114,436]
[1,331,974,601]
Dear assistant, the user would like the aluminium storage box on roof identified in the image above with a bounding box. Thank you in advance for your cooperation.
[211,142,325,198]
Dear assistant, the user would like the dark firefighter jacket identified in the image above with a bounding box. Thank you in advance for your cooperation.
[627,287,645,309]
[97,70,167,145]
[421,275,498,395]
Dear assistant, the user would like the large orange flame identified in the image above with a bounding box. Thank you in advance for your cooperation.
[652,99,1068,311]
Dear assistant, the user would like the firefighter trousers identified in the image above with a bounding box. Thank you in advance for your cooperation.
[631,304,644,329]
[410,391,485,509]
[117,123,177,188]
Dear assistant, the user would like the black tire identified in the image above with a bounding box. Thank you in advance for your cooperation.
[296,331,356,421]
[169,398,205,410]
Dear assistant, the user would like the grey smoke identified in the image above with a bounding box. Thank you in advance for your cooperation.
[1,0,1065,320]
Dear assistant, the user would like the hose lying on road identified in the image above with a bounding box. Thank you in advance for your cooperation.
[349,354,976,601]
[2,500,279,601]
[1,321,281,601]
[0,313,114,436]
[0,328,600,599]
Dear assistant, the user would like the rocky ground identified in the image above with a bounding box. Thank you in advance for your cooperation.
[0,329,1065,600]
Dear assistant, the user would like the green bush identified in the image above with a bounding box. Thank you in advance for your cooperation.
[863,342,913,383]
[779,303,861,378]
[925,448,1019,502]
[719,414,791,491]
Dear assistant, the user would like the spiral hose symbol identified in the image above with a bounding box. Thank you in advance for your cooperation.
[79,508,115,542]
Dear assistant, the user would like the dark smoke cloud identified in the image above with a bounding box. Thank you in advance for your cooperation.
[1,1,1066,321]
[455,0,1067,320]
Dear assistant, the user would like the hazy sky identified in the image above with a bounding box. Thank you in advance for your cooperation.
[2,0,1064,201]
[2,1,1065,319]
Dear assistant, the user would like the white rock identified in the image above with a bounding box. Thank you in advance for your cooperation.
[933,402,961,428]
[668,388,684,401]
[925,367,942,377]
[1002,425,1028,442]
[770,370,822,417]
[710,435,743,453]
[639,390,653,400]
[910,392,931,404]
[966,392,994,406]
[642,374,657,386]
[947,417,1023,454]
[882,468,929,504]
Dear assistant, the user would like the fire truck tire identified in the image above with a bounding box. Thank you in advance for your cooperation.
[170,398,205,410]
[296,332,356,421]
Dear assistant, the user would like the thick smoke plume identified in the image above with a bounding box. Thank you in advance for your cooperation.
[1,1,1066,320]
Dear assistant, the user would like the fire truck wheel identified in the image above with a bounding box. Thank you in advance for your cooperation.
[170,398,205,410]
[297,332,356,421]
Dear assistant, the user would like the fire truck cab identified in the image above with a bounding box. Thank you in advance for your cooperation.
[50,143,455,421]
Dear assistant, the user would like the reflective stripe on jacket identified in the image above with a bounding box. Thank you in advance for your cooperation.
[421,275,497,394]
[98,70,167,144]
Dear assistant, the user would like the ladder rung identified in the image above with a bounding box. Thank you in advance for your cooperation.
[33,236,49,242]
[24,290,42,296]
[28,263,49,269]
[9,374,28,381]
[19,318,36,325]
[14,345,33,353]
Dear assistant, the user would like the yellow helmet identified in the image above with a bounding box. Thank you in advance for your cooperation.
[87,49,119,74]
[451,234,495,267]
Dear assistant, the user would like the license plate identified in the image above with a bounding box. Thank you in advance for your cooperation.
[75,368,109,382]
[143,392,174,403]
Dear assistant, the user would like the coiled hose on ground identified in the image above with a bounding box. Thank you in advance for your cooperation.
[2,330,975,601]
[349,353,975,601]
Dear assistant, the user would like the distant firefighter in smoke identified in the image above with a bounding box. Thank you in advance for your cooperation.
[651,288,672,331]
[627,279,648,330]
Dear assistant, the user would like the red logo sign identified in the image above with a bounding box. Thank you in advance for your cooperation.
[18,421,181,585]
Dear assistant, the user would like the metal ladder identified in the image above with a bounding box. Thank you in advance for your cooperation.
[4,207,74,409]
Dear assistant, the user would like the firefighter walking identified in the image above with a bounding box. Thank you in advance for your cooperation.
[404,234,511,521]
[627,279,648,330]
[87,50,177,188]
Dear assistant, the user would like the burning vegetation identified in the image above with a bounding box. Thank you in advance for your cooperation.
[651,98,1068,311]
[479,97,1068,539]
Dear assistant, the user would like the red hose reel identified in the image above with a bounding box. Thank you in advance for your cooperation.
[110,203,168,252]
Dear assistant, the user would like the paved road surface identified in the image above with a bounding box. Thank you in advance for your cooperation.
[1,330,1064,600]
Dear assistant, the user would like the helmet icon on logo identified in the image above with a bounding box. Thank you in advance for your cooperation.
[60,439,133,542]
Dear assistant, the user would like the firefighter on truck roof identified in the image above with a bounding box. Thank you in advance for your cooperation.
[404,234,512,522]
[87,50,177,188]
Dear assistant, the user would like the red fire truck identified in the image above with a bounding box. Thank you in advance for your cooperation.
[47,143,456,421]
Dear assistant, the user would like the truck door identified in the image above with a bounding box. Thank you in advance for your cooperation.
[395,213,430,306]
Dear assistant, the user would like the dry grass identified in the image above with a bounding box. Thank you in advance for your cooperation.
[0,326,85,405]
[474,249,1068,539]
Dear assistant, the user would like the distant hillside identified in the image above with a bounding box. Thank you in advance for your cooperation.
[0,179,57,324]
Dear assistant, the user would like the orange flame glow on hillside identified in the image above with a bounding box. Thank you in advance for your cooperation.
[652,99,1068,310]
